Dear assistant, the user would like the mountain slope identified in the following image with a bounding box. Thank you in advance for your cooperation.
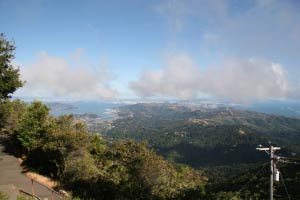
[103,103,300,167]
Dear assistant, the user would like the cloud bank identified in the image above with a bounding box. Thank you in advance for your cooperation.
[201,58,289,100]
[130,54,201,99]
[133,0,299,101]
[16,50,117,100]
[130,54,290,101]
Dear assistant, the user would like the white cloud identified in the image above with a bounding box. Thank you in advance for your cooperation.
[147,0,299,101]
[130,54,290,101]
[130,54,201,99]
[201,58,289,100]
[15,50,117,100]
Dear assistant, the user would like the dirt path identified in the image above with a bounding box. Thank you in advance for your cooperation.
[0,144,61,200]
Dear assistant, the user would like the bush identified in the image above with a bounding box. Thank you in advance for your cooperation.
[0,192,9,200]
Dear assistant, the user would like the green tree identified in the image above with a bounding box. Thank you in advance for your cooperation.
[0,33,23,128]
[1,99,27,133]
[0,33,23,101]
[105,140,206,200]
[40,115,90,178]
[17,101,50,152]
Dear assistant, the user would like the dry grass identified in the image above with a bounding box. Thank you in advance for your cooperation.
[25,172,57,188]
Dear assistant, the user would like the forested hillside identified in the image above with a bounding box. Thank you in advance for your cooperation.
[206,161,300,199]
[1,100,206,199]
[103,103,300,167]
[98,103,300,199]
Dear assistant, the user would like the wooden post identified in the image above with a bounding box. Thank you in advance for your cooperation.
[31,179,35,196]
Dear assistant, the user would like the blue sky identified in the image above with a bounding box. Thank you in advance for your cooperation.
[1,0,300,101]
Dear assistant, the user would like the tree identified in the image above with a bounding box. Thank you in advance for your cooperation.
[39,115,90,177]
[17,101,50,152]
[105,140,206,200]
[0,33,23,101]
[1,99,27,133]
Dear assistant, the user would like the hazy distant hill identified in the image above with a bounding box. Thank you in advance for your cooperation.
[104,103,300,167]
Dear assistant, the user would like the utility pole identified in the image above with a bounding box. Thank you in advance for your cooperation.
[270,146,274,200]
[256,145,281,200]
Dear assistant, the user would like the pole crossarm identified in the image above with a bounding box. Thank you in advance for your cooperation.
[256,147,280,151]
[256,147,270,151]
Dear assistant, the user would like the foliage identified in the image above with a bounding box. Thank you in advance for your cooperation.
[2,100,206,199]
[63,139,206,200]
[103,103,300,168]
[91,103,300,198]
[0,99,27,133]
[2,100,300,199]
[16,196,33,200]
[0,33,23,101]
[63,149,99,183]
[205,160,300,200]
[22,114,91,178]
[106,140,206,199]
[0,33,23,131]
[17,101,50,152]
[0,192,9,200]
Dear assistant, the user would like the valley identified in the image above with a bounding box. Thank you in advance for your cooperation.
[44,101,300,199]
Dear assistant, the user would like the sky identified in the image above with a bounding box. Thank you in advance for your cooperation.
[1,0,300,102]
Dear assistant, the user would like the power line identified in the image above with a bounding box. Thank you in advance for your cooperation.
[280,160,300,165]
[230,163,268,200]
[276,165,291,200]
[279,156,300,164]
[280,171,291,200]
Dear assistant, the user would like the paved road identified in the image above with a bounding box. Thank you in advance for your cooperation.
[0,143,61,200]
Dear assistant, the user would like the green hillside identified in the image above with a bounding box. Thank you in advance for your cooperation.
[206,160,300,199]
[103,103,300,167]
[99,103,300,198]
